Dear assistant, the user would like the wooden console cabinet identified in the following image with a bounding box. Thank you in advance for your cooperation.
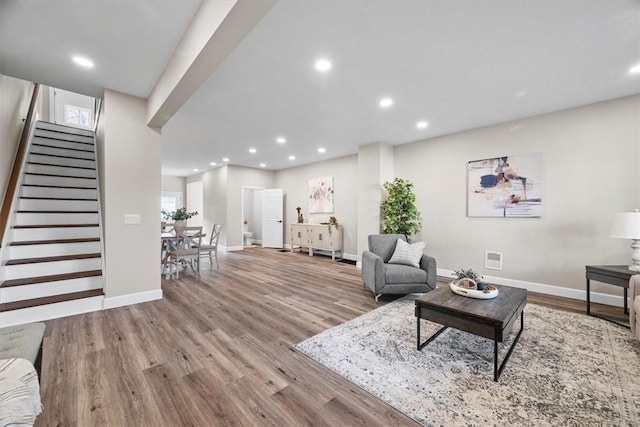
[290,223,343,261]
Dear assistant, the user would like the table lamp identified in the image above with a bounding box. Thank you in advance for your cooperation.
[610,209,640,271]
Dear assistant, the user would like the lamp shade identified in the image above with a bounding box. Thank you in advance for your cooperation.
[610,210,640,239]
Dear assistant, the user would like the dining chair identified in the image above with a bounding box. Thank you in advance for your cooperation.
[165,226,203,279]
[199,224,221,269]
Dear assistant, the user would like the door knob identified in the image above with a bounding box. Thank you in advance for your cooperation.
[277,220,283,223]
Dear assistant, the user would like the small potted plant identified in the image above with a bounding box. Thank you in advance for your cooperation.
[327,216,339,235]
[453,268,493,290]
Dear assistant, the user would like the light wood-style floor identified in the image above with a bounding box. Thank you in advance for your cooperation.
[36,248,629,426]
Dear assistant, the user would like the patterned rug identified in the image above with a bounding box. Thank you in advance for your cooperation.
[293,296,640,426]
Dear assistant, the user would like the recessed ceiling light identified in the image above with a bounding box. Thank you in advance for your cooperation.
[288,155,296,160]
[317,147,326,153]
[193,168,199,172]
[276,137,286,144]
[629,62,640,74]
[315,58,332,72]
[210,162,217,166]
[379,97,393,108]
[222,157,229,162]
[260,163,266,168]
[72,56,94,68]
[249,148,257,154]
[416,121,428,129]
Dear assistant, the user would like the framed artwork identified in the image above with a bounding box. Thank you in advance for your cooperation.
[467,153,542,217]
[309,177,334,213]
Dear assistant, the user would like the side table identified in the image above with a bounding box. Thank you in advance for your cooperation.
[585,265,634,328]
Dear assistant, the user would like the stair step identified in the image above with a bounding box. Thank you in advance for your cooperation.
[30,147,95,161]
[28,161,95,171]
[14,224,99,229]
[33,132,94,144]
[34,128,94,142]
[30,151,94,161]
[21,196,97,201]
[0,270,103,288]
[30,154,95,169]
[23,183,96,190]
[17,210,98,214]
[21,186,97,200]
[12,225,100,241]
[18,198,98,211]
[25,172,96,180]
[5,253,101,266]
[23,173,96,188]
[7,240,101,259]
[32,136,94,152]
[32,142,94,154]
[36,121,95,137]
[15,212,99,226]
[0,289,104,313]
[11,238,100,246]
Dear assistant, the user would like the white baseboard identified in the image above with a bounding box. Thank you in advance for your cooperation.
[220,245,243,252]
[0,296,104,327]
[103,289,163,310]
[437,268,625,308]
[343,253,358,262]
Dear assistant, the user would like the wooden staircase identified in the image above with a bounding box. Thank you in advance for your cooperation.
[0,121,104,324]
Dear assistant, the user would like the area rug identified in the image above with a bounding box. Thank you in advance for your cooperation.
[293,296,640,426]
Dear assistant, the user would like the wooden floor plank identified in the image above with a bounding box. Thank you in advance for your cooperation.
[37,247,630,426]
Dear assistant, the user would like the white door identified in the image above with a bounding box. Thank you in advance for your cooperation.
[262,189,283,248]
[186,181,203,227]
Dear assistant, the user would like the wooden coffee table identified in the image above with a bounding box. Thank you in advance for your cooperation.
[415,284,527,381]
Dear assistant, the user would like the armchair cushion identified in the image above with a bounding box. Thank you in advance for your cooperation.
[388,239,425,268]
[385,263,427,284]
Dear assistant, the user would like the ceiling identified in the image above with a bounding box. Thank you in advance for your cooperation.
[1,1,638,176]
[0,0,201,98]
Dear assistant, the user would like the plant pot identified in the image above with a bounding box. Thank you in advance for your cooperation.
[173,220,186,232]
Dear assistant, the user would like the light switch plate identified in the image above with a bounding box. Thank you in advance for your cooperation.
[124,214,141,225]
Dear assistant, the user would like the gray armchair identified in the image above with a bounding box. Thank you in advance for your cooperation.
[362,234,437,301]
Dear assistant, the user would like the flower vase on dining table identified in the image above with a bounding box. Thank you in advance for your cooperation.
[173,220,186,232]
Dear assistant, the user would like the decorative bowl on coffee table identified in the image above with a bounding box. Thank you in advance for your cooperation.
[450,280,499,299]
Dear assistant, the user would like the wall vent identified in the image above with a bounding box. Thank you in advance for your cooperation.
[485,251,502,270]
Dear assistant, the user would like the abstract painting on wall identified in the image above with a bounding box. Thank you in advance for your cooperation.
[467,153,542,217]
[309,177,334,213]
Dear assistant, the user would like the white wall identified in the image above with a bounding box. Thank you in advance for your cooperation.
[161,175,186,194]
[395,95,640,294]
[275,155,358,256]
[188,166,228,246]
[101,89,162,300]
[0,75,45,203]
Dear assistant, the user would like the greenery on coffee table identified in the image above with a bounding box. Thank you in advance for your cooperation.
[381,178,421,240]
[453,268,483,283]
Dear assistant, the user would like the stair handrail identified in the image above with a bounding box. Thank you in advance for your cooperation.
[0,83,40,248]
[93,97,102,133]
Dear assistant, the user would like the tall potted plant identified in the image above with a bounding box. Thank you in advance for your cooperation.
[381,178,421,240]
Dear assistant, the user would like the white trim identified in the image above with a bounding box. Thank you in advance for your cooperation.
[437,268,625,307]
[343,252,358,262]
[220,245,243,252]
[103,289,163,310]
[0,296,104,327]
